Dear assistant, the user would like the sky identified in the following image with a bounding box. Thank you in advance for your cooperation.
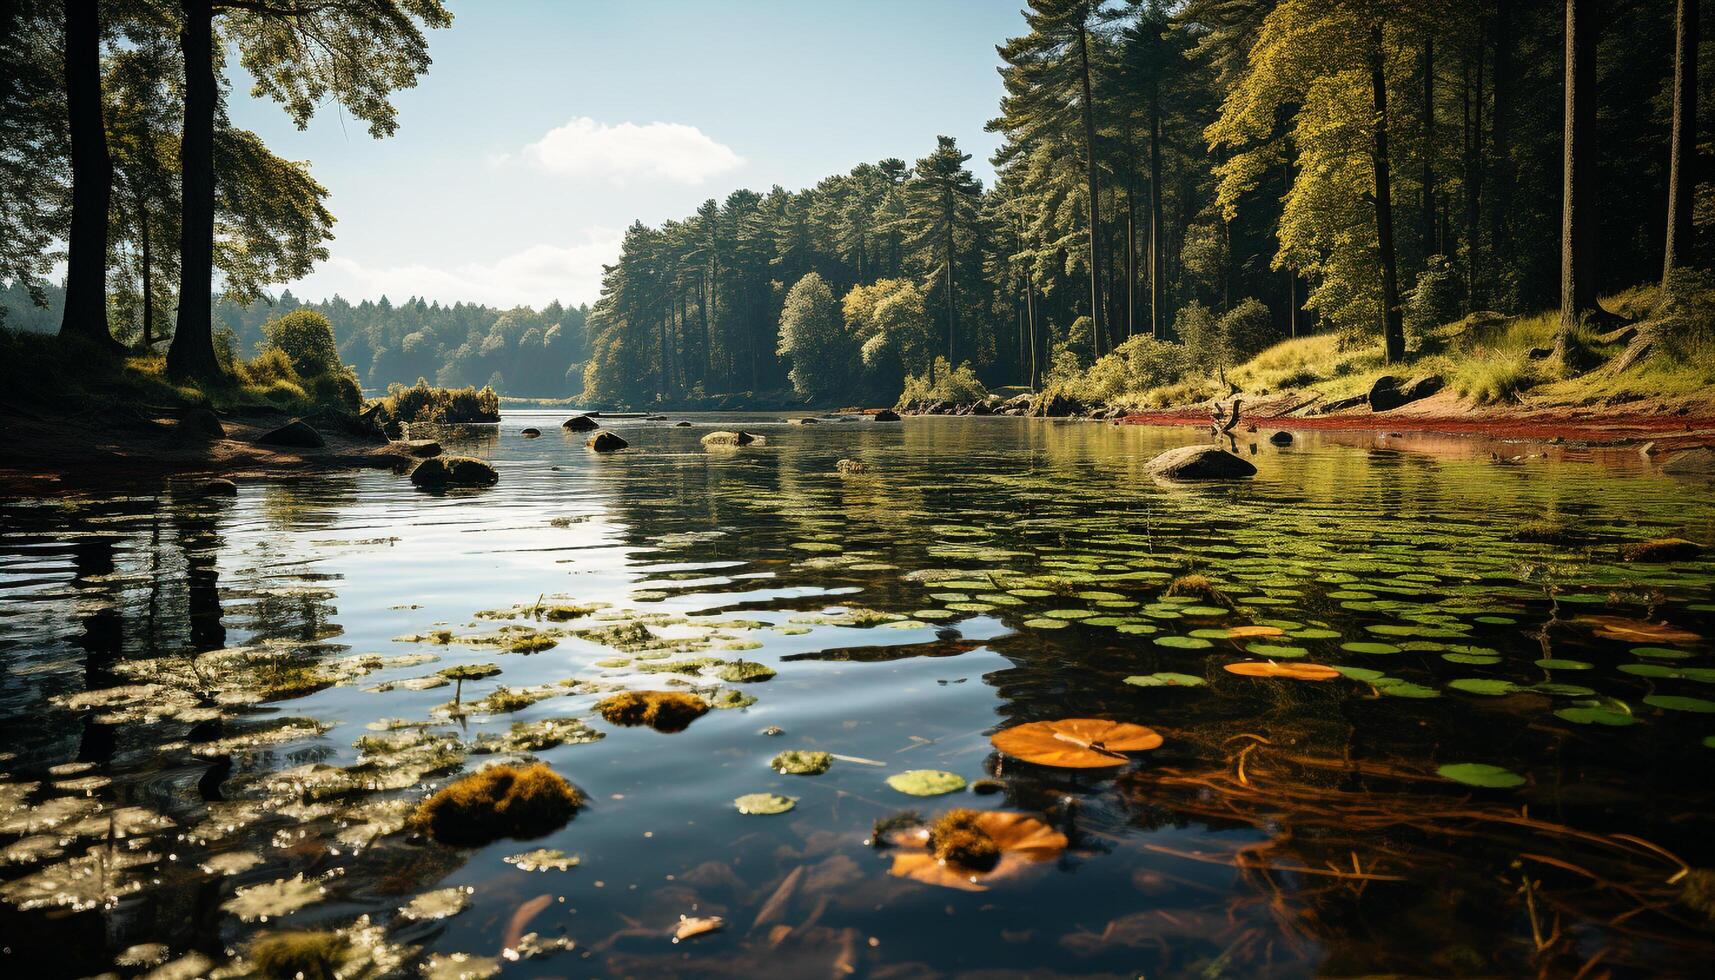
[226,0,1025,311]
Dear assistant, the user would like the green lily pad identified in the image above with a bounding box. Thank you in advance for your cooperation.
[1437,763,1525,788]
[1633,646,1694,660]
[1534,659,1592,670]
[1645,695,1715,713]
[1555,703,1637,726]
[1245,643,1308,658]
[884,770,967,796]
[1153,636,1213,650]
[1123,672,1206,688]
[1448,678,1521,696]
[1341,642,1402,655]
[734,793,797,815]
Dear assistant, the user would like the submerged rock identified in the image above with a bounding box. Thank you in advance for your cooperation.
[586,431,628,452]
[1621,538,1703,562]
[1146,445,1257,480]
[562,415,599,432]
[399,438,441,458]
[177,407,225,440]
[701,430,758,447]
[410,456,499,488]
[410,763,581,846]
[520,427,541,437]
[1268,430,1294,446]
[254,419,325,449]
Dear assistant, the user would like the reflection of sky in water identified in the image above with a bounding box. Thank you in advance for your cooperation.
[0,414,1712,978]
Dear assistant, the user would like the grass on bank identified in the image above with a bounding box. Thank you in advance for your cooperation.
[1039,277,1715,412]
[0,327,361,417]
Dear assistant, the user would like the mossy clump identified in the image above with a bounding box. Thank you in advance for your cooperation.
[1681,868,1715,921]
[411,764,581,846]
[248,929,350,980]
[835,458,870,475]
[1164,574,1229,607]
[254,661,340,701]
[595,690,709,732]
[439,663,501,681]
[1620,537,1703,562]
[712,660,775,683]
[1507,519,1575,545]
[870,810,925,848]
[409,455,498,489]
[928,809,1000,871]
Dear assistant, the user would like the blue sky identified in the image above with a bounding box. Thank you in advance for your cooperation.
[228,0,1024,309]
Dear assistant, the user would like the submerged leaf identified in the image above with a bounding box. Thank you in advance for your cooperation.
[1437,763,1525,789]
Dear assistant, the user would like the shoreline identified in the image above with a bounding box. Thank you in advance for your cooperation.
[1113,407,1715,450]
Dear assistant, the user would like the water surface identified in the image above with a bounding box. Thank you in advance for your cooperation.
[2,414,1713,978]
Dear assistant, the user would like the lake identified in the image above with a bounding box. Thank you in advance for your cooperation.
[2,413,1713,978]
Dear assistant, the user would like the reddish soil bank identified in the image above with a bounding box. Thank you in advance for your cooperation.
[1116,405,1715,450]
[0,403,426,497]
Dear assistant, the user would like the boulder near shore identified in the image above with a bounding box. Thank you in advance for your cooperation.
[586,431,628,452]
[563,415,599,432]
[409,455,498,489]
[1147,444,1258,480]
[254,418,325,449]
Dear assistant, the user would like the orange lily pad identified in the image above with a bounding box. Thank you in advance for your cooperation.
[1227,625,1286,639]
[989,718,1163,768]
[1577,615,1700,645]
[1223,661,1341,681]
[888,811,1069,892]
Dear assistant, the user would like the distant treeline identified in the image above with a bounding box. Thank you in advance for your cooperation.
[1,280,589,397]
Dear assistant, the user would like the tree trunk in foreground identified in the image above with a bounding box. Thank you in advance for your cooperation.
[1559,0,1599,328]
[1370,25,1406,364]
[60,0,118,350]
[1663,0,1697,283]
[168,0,221,379]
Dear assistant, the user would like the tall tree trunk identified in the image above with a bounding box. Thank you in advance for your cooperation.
[1489,0,1514,296]
[1370,25,1407,364]
[1076,21,1106,356]
[1420,36,1436,260]
[698,269,711,386]
[1663,0,1697,281]
[60,0,117,349]
[1125,167,1137,339]
[168,0,220,378]
[1149,79,1164,339]
[137,187,153,348]
[1025,276,1038,391]
[1465,48,1485,310]
[943,187,957,370]
[1560,0,1599,326]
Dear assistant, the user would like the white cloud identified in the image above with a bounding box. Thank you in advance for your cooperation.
[288,228,623,309]
[521,117,743,185]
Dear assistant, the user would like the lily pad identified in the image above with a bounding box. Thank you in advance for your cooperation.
[1123,672,1206,688]
[885,770,968,796]
[1645,695,1715,713]
[990,718,1162,768]
[1437,763,1525,788]
[734,792,797,814]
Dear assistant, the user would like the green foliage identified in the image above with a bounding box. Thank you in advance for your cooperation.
[1051,333,1189,405]
[1653,268,1715,365]
[262,309,340,378]
[371,379,501,425]
[776,272,848,400]
[899,358,988,406]
[1405,256,1464,336]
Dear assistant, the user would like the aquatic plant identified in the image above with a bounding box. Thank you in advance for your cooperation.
[990,718,1163,768]
[928,809,1000,870]
[247,929,349,980]
[410,764,581,847]
[770,750,832,775]
[595,690,709,732]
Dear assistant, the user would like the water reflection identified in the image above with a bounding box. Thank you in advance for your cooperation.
[0,415,1710,977]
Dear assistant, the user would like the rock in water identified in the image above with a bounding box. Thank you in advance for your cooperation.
[701,430,757,447]
[1146,445,1257,480]
[674,421,692,427]
[520,427,541,438]
[562,415,599,432]
[1620,538,1703,562]
[177,408,225,440]
[199,478,238,496]
[1268,431,1294,446]
[400,439,441,458]
[410,456,498,488]
[872,409,901,422]
[254,419,325,448]
[835,458,869,475]
[586,431,628,452]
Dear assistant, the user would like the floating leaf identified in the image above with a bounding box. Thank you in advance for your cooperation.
[1448,678,1521,696]
[1123,672,1206,688]
[1223,661,1340,681]
[1645,695,1715,713]
[888,811,1069,892]
[1437,763,1525,788]
[221,874,325,922]
[990,719,1162,768]
[1341,641,1402,655]
[400,886,471,921]
[1153,636,1212,650]
[1578,616,1700,645]
[734,792,797,814]
[504,848,579,872]
[885,771,967,796]
[1555,702,1637,726]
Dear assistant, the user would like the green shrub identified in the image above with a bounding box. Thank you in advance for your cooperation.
[1405,255,1464,335]
[898,358,988,406]
[1218,298,1277,364]
[261,309,340,378]
[1174,302,1217,362]
[1074,334,1188,404]
[372,379,502,424]
[1654,268,1715,365]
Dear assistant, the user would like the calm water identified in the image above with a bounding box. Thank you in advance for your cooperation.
[2,414,1713,978]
